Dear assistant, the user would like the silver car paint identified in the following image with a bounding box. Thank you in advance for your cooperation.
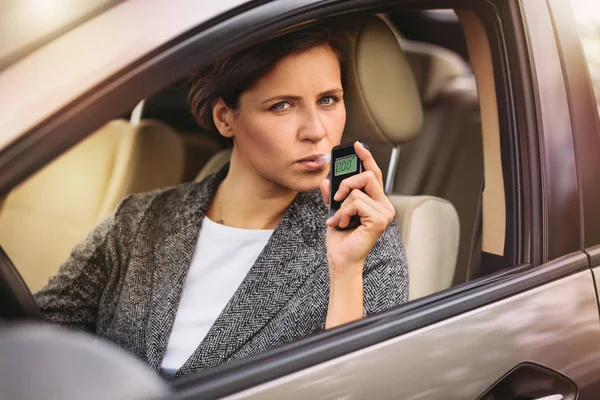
[226,270,600,399]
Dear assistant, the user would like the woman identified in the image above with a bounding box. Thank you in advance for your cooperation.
[34,26,408,378]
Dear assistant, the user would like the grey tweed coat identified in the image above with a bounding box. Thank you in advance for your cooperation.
[34,165,408,377]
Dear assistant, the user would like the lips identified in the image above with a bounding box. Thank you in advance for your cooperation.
[299,154,326,162]
[297,154,328,172]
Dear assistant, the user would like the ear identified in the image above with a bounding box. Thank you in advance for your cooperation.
[212,98,235,138]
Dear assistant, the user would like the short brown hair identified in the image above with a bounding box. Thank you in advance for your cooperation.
[188,25,345,134]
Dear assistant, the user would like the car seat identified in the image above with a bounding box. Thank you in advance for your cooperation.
[0,119,184,291]
[395,36,483,285]
[340,15,460,299]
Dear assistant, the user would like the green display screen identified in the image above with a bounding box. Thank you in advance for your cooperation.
[334,155,358,176]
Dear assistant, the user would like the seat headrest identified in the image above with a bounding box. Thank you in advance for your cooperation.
[401,39,469,104]
[341,16,423,145]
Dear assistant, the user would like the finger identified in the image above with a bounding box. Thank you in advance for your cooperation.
[343,188,396,217]
[345,197,393,232]
[337,198,370,229]
[339,197,393,232]
[326,211,339,227]
[341,189,396,229]
[354,141,383,186]
[333,170,386,203]
[320,178,331,205]
[332,192,380,227]
[327,193,394,230]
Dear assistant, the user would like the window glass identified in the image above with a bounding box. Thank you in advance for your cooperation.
[571,0,600,115]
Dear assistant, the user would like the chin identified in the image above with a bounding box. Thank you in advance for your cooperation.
[284,172,327,193]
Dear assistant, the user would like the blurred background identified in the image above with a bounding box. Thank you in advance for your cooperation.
[572,0,600,115]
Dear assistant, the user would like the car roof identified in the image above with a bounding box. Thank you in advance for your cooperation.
[0,0,249,151]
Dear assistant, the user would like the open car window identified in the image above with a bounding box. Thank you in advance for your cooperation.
[1,0,512,369]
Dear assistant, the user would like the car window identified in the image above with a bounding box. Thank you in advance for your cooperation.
[571,0,600,115]
[0,4,516,379]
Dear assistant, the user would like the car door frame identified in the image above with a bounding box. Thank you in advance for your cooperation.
[547,3,600,397]
[544,0,600,255]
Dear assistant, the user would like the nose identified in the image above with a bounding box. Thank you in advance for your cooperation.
[298,107,327,142]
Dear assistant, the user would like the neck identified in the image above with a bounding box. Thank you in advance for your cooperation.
[207,149,298,230]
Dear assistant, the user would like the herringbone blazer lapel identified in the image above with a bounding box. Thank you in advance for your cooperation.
[144,167,227,370]
[176,190,328,375]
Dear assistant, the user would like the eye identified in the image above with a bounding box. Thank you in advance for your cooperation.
[270,101,291,111]
[319,96,339,106]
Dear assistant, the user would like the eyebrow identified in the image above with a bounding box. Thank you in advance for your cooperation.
[260,88,344,104]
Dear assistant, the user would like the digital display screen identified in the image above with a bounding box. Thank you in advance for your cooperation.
[334,155,358,176]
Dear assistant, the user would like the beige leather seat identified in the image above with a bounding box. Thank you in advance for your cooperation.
[0,119,184,291]
[195,16,460,300]
[344,19,484,286]
[341,15,460,299]
[394,39,484,285]
[140,86,228,182]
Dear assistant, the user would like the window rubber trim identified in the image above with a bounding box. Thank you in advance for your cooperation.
[587,245,600,266]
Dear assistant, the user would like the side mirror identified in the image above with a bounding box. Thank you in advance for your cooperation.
[0,322,171,400]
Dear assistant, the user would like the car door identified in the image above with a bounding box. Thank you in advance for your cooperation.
[2,0,600,399]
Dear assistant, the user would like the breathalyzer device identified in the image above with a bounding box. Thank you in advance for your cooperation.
[328,141,368,231]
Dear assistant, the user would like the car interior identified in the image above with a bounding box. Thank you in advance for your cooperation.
[0,10,490,304]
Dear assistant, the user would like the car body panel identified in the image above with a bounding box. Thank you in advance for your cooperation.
[224,270,600,399]
[0,0,249,150]
[520,0,581,260]
[546,0,600,249]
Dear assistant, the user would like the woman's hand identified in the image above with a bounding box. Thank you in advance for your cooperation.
[319,141,396,277]
[319,141,396,329]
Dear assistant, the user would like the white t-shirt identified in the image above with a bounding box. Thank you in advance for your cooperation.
[160,216,274,376]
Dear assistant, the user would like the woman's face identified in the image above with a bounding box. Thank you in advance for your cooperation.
[226,45,346,192]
